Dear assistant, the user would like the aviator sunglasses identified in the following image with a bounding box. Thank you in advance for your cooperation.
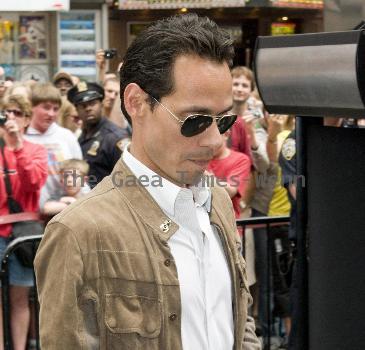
[150,95,237,137]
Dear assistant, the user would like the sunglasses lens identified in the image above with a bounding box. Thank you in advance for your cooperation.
[181,115,213,137]
[217,114,237,134]
[5,109,23,117]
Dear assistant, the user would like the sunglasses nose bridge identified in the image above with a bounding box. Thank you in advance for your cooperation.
[202,116,222,136]
[197,117,224,150]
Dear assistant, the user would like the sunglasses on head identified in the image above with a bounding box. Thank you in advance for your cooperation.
[150,95,237,137]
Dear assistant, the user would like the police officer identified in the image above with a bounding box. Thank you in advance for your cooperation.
[68,82,130,188]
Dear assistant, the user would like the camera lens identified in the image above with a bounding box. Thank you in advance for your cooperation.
[104,49,117,60]
[0,111,7,126]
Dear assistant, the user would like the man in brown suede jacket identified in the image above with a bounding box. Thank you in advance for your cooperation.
[35,14,261,350]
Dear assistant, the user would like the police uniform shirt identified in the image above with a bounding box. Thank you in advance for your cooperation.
[79,117,130,188]
[279,130,296,240]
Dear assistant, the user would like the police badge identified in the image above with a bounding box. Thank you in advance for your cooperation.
[87,140,100,156]
[281,138,296,161]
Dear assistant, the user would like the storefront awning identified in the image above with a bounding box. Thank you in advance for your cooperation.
[119,0,246,10]
[0,0,70,11]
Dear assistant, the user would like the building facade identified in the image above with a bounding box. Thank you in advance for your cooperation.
[0,0,108,81]
[107,0,324,70]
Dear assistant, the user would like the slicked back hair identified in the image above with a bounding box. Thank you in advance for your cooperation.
[119,13,235,125]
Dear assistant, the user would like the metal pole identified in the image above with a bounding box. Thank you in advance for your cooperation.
[0,236,42,350]
[1,255,13,350]
[32,241,40,350]
[295,116,320,350]
[266,223,271,349]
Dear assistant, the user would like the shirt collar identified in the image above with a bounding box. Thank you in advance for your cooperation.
[26,122,58,136]
[79,118,105,142]
[122,145,211,216]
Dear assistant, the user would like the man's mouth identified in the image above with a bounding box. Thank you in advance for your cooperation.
[190,159,211,167]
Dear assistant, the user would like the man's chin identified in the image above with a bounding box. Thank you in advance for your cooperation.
[85,117,99,126]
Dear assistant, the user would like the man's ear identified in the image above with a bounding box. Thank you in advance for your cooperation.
[123,83,148,125]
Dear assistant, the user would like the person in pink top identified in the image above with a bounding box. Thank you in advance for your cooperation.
[0,94,47,350]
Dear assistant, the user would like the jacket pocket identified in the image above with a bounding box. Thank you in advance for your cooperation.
[104,293,161,350]
[78,289,100,349]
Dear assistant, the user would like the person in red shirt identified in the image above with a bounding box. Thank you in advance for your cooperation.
[229,66,256,157]
[208,131,251,218]
[0,94,47,350]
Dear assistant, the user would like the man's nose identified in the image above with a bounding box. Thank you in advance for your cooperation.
[199,120,223,152]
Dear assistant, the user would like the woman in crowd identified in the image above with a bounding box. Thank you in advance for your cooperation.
[0,94,48,350]
[58,98,82,138]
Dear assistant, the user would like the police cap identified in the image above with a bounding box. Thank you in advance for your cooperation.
[67,82,104,105]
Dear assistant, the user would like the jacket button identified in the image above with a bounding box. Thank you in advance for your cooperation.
[164,259,171,267]
[145,321,156,334]
[160,219,171,233]
[169,313,177,321]
[108,317,117,328]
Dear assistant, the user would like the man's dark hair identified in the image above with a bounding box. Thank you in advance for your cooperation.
[119,13,234,125]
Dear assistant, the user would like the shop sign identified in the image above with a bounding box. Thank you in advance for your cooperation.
[119,0,246,10]
[270,0,323,9]
[271,22,296,35]
[0,0,69,11]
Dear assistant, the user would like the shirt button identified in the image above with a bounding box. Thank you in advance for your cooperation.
[164,259,171,267]
[169,313,177,321]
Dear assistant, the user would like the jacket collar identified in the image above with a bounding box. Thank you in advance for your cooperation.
[122,146,211,217]
[111,159,179,241]
[110,157,215,241]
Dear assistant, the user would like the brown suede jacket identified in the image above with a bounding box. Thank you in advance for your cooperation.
[35,159,261,350]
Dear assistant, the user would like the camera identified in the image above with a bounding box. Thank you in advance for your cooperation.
[250,108,264,120]
[247,97,264,119]
[0,111,7,126]
[104,49,117,60]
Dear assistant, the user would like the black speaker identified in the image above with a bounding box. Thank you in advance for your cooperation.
[307,125,365,349]
[254,30,365,118]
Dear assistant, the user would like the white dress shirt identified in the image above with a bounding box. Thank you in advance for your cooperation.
[123,148,234,350]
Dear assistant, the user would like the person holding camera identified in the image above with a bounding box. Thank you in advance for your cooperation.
[95,49,129,129]
[0,94,48,350]
[96,48,118,84]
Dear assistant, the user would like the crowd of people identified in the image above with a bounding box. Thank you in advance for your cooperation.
[1,12,365,350]
[0,59,131,350]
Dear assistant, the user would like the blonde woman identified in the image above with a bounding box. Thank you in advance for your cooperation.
[0,94,48,350]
